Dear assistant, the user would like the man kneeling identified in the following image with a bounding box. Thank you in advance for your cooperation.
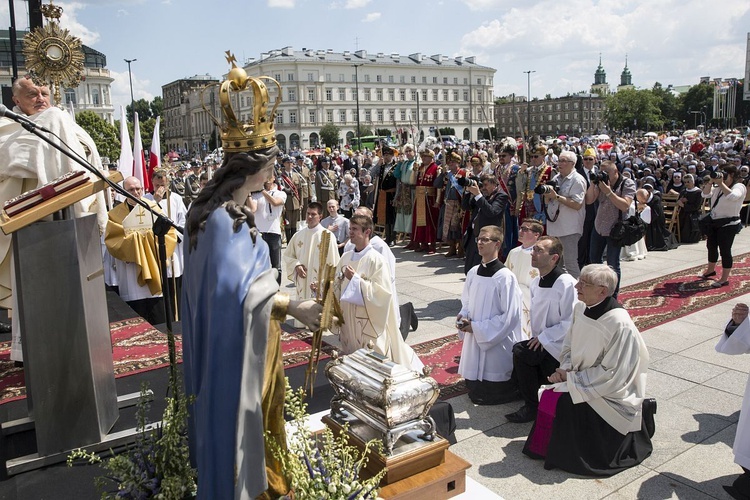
[456,225,524,405]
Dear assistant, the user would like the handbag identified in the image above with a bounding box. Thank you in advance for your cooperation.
[610,192,646,248]
[698,213,713,236]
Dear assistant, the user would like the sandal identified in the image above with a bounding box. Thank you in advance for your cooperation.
[700,271,717,280]
[710,280,729,288]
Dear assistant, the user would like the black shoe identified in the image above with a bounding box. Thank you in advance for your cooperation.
[470,389,521,406]
[643,397,657,438]
[410,309,418,331]
[0,321,10,334]
[723,485,750,500]
[505,404,537,423]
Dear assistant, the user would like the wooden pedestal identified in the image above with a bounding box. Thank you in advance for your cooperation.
[378,451,470,500]
[322,414,449,485]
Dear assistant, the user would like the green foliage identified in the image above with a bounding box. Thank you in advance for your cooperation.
[319,123,341,148]
[438,127,455,136]
[150,96,164,119]
[75,111,120,162]
[67,383,196,499]
[126,98,153,122]
[266,380,386,499]
[651,83,679,127]
[354,125,372,137]
[604,89,664,131]
[677,82,713,127]
[374,128,391,137]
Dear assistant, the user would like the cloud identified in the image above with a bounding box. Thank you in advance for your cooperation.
[109,69,155,114]
[362,12,380,22]
[116,9,129,16]
[268,0,295,7]
[56,2,100,45]
[345,0,371,8]
[459,0,506,10]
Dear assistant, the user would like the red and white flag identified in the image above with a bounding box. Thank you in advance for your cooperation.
[118,105,133,177]
[133,112,151,192]
[149,116,161,179]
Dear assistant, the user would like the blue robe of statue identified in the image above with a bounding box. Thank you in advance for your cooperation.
[182,208,277,499]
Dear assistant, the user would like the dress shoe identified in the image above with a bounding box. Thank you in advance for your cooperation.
[505,404,538,423]
[404,241,417,250]
[470,389,521,406]
[0,322,11,334]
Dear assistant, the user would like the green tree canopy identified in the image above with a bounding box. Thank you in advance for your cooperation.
[651,82,679,128]
[677,82,713,128]
[319,124,340,148]
[126,98,153,122]
[150,96,163,118]
[604,89,663,131]
[76,111,120,163]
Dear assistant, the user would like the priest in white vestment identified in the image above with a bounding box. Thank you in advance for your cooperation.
[505,218,543,339]
[506,236,578,424]
[282,201,339,303]
[716,302,750,499]
[457,224,524,405]
[335,214,423,372]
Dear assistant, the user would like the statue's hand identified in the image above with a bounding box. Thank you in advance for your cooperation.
[288,299,323,331]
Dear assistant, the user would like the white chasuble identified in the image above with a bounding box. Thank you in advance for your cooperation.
[505,245,538,338]
[282,225,339,302]
[716,318,750,470]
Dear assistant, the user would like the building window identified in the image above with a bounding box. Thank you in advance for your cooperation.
[422,109,428,120]
[377,110,384,122]
[308,89,315,101]
[564,103,569,110]
[290,111,297,124]
[326,110,333,122]
[307,73,314,81]
[287,73,295,81]
[476,78,481,85]
[338,88,345,100]
[339,73,345,82]
[352,73,357,82]
[421,76,427,83]
[564,113,569,119]
[432,89,438,101]
[573,112,578,119]
[288,89,296,102]
[476,90,482,101]
[432,109,438,120]
[364,89,371,101]
[365,110,371,121]
[91,89,100,106]
[442,109,449,120]
[351,88,357,99]
[411,76,416,83]
[548,114,552,121]
[326,73,331,82]
[454,77,458,84]
[274,73,281,82]
[463,90,469,101]
[556,104,561,110]
[376,89,383,101]
[276,112,283,124]
[421,90,428,101]
[339,110,347,122]
[463,78,468,84]
[309,110,316,124]
[400,76,405,83]
[443,77,448,84]
[433,77,438,83]
[410,90,417,101]
[364,74,371,83]
[388,89,395,101]
[400,110,406,120]
[376,75,382,82]
[388,75,394,83]
[389,109,395,121]
[454,108,459,120]
[399,90,406,101]
[443,90,449,101]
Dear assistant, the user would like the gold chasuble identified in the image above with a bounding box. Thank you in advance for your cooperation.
[105,201,177,295]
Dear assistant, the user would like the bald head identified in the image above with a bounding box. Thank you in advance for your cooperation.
[12,76,51,116]
[123,176,143,205]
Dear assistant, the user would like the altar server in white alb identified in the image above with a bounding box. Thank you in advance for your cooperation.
[335,214,423,372]
[282,201,339,303]
[145,168,187,319]
[716,302,750,499]
[457,224,524,405]
[505,218,543,339]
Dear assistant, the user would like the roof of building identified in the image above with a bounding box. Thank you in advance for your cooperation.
[244,47,495,72]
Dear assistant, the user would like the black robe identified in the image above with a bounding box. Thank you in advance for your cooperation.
[644,193,678,251]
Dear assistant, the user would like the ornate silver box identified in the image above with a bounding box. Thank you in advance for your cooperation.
[325,347,440,455]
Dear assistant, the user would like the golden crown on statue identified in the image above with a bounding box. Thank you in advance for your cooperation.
[201,51,281,153]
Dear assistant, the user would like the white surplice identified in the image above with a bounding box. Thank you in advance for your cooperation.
[336,245,423,372]
[716,318,750,470]
[282,224,339,301]
[458,264,524,382]
[505,245,538,338]
[529,273,579,361]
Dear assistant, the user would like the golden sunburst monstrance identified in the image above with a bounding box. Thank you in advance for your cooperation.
[22,2,84,106]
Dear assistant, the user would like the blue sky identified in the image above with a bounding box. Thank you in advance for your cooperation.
[3,0,749,118]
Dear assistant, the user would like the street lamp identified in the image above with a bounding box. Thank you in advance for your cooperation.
[524,70,535,142]
[352,63,363,149]
[124,58,137,120]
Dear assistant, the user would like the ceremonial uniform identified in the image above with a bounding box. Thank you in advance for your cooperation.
[411,160,441,252]
[336,245,423,371]
[279,168,304,241]
[515,164,553,223]
[372,160,398,243]
[393,158,416,235]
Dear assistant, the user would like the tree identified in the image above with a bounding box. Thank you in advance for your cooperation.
[76,111,120,162]
[677,82,713,128]
[355,125,372,137]
[375,128,391,137]
[150,96,163,118]
[438,127,456,136]
[319,123,340,148]
[604,89,663,131]
[126,98,153,122]
[651,82,679,127]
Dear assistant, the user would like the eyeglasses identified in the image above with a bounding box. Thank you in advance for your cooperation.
[558,159,574,164]
[476,237,500,244]
[519,226,537,232]
[577,279,605,288]
[583,157,595,161]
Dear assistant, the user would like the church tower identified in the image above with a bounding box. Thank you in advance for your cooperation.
[591,54,610,95]
[617,55,634,91]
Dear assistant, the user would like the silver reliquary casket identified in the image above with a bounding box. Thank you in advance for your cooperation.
[325,347,440,455]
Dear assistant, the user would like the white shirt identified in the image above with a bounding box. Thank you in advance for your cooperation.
[144,191,187,278]
[546,170,587,238]
[252,188,286,235]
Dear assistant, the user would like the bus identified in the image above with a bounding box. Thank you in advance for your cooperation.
[350,136,398,152]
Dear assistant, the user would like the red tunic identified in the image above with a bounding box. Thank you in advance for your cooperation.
[411,161,440,244]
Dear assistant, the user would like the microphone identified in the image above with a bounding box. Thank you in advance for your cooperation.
[0,104,51,133]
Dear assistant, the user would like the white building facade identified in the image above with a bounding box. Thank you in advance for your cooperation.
[238,47,496,151]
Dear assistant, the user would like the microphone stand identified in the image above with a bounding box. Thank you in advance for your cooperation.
[14,118,183,400]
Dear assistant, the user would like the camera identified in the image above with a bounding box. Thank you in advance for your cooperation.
[456,175,483,189]
[709,170,725,180]
[592,171,610,185]
[534,179,559,195]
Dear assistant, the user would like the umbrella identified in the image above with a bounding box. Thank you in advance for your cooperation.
[644,132,658,138]
[598,134,610,141]
[558,135,567,140]
[683,129,698,137]
[597,142,614,151]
